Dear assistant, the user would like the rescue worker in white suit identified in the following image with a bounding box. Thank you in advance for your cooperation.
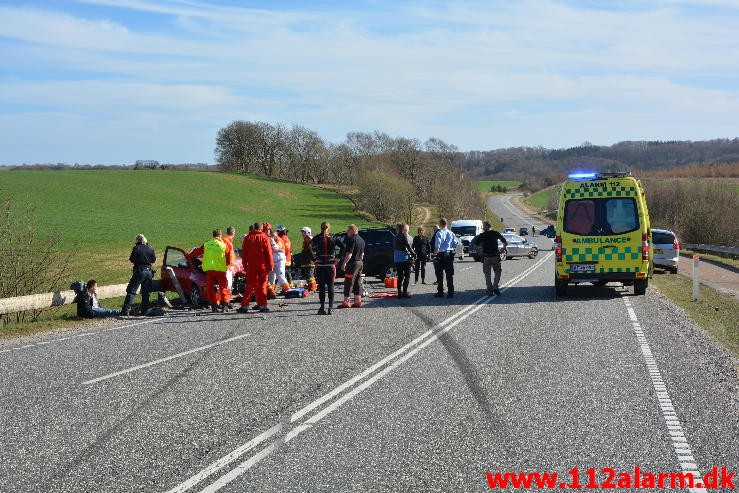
[264,222,290,298]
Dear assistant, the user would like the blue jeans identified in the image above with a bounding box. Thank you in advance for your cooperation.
[93,307,121,318]
[123,265,153,313]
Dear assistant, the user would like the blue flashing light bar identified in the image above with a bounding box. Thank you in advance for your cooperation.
[568,172,599,181]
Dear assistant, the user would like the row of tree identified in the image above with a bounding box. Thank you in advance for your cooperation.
[215,121,486,224]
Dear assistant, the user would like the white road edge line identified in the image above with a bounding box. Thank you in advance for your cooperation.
[621,296,707,493]
[166,253,553,493]
[81,334,251,385]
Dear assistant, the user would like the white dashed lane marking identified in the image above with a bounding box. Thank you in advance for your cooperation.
[622,296,706,493]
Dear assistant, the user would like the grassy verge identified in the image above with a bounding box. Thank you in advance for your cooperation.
[524,186,557,211]
[651,273,738,359]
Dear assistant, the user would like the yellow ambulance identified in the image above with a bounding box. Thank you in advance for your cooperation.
[554,172,653,296]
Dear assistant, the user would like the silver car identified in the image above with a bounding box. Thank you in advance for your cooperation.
[651,228,679,274]
[502,234,538,259]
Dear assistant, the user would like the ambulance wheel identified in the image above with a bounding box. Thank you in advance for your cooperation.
[670,267,678,275]
[634,279,648,296]
[555,280,568,297]
[528,248,538,259]
[190,285,201,307]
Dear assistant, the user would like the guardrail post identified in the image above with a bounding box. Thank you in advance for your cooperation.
[692,254,700,302]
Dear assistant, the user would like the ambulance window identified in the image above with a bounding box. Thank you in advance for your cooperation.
[564,200,595,235]
[605,198,638,234]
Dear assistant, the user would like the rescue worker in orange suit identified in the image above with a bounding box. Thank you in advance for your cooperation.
[223,226,236,296]
[189,229,234,312]
[276,225,293,286]
[299,226,317,291]
[238,222,274,313]
[268,225,290,296]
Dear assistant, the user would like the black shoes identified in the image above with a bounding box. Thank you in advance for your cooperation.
[237,306,250,314]
[493,288,501,296]
[211,304,218,312]
[317,308,326,315]
[434,292,444,298]
[220,302,230,313]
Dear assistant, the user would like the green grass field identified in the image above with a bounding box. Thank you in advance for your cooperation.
[477,180,521,193]
[0,170,374,286]
[524,186,558,211]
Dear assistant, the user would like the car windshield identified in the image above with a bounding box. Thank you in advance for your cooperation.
[563,198,638,236]
[503,234,524,243]
[166,248,189,268]
[652,231,675,244]
[452,226,478,236]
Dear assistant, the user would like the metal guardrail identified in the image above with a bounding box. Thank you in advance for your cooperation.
[0,280,164,316]
[682,243,739,257]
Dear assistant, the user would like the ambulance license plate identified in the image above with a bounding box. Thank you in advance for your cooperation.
[654,248,663,253]
[570,264,595,273]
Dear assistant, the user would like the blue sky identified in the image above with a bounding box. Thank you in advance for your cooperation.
[0,0,738,165]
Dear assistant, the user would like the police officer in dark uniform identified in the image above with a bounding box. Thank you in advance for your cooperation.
[121,233,156,316]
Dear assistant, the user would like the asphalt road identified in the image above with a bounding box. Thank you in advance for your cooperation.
[1,245,737,492]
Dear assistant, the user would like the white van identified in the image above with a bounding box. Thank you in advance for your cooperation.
[450,219,484,256]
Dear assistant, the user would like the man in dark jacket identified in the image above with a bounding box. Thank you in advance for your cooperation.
[471,221,507,296]
[412,226,431,284]
[311,221,338,315]
[122,234,156,316]
[77,280,120,318]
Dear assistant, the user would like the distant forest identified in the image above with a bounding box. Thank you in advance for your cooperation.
[465,138,739,188]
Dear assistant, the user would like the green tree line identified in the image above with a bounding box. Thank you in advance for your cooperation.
[215,121,486,224]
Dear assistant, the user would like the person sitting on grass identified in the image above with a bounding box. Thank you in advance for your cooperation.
[75,280,121,318]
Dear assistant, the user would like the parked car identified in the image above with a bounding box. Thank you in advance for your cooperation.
[161,245,245,307]
[540,225,556,238]
[502,234,539,259]
[334,227,397,279]
[519,227,529,236]
[651,228,680,274]
[469,239,507,263]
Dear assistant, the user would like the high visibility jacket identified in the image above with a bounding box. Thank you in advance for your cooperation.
[242,230,274,272]
[223,234,236,266]
[201,237,229,272]
[271,235,286,262]
[280,234,293,265]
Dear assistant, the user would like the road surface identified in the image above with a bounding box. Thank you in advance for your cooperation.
[1,251,736,491]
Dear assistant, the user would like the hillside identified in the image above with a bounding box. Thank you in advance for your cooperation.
[466,138,739,183]
[0,170,373,285]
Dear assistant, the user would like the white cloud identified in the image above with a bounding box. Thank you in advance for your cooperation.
[0,0,737,163]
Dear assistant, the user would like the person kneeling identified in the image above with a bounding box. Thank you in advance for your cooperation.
[75,280,121,318]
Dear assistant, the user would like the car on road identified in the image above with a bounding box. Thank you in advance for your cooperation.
[451,219,483,254]
[502,234,539,259]
[540,225,556,238]
[519,227,529,236]
[651,228,680,274]
[504,227,515,234]
[161,245,245,307]
[331,227,397,279]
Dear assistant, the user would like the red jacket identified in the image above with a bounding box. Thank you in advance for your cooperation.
[242,230,274,272]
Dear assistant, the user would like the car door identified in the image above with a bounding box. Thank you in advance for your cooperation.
[163,246,193,292]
